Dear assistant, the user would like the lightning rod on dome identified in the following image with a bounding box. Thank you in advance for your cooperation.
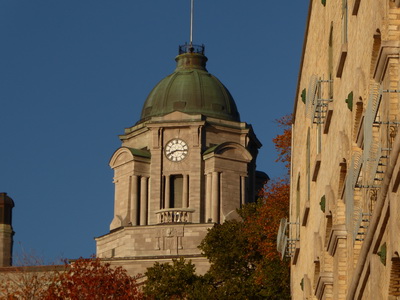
[190,0,194,46]
[179,0,203,55]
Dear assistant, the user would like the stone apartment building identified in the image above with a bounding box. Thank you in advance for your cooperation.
[286,0,400,299]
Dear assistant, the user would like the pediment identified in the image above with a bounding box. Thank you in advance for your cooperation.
[203,142,252,162]
[109,147,151,168]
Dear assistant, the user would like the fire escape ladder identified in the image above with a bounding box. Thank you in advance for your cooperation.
[354,212,372,242]
[306,75,333,125]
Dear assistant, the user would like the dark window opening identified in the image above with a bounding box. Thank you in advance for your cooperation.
[170,175,183,208]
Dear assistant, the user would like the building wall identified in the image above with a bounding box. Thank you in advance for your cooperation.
[290,0,400,299]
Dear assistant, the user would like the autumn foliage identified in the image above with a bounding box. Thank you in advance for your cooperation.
[0,257,144,299]
[0,265,60,299]
[44,257,144,299]
[272,114,292,172]
[244,178,290,260]
[245,115,291,259]
[142,114,293,299]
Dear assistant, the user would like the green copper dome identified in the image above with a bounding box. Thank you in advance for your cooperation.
[139,48,240,122]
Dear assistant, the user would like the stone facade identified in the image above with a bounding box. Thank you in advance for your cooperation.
[289,0,400,299]
[96,48,263,276]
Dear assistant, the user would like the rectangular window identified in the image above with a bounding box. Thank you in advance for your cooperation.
[342,0,348,44]
[170,175,183,208]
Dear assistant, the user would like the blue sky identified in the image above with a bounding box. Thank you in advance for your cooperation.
[0,1,308,263]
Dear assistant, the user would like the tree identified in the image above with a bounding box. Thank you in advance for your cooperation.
[44,257,144,299]
[0,265,61,299]
[0,250,62,299]
[143,114,292,299]
[272,114,292,172]
[242,179,291,298]
[198,220,266,299]
[199,220,253,280]
[143,258,199,300]
[238,114,292,298]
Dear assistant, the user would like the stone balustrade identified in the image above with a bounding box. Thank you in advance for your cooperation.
[155,208,195,224]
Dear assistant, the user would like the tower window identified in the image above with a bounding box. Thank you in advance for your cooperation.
[170,175,183,208]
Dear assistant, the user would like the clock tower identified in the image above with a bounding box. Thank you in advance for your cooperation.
[95,44,265,274]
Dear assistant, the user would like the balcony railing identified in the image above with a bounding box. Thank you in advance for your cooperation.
[155,208,195,224]
[179,43,205,55]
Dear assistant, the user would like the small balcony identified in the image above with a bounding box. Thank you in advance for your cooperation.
[155,208,195,224]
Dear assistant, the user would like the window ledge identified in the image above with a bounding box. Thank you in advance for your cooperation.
[352,0,361,15]
[326,224,347,256]
[356,116,364,148]
[315,273,334,300]
[312,154,322,182]
[323,109,333,134]
[302,201,310,226]
[339,160,347,199]
[373,41,400,82]
[336,43,348,78]
[292,241,300,265]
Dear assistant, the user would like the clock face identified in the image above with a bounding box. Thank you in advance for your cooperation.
[165,139,188,162]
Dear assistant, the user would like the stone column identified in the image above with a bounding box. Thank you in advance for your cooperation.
[140,176,148,225]
[0,193,14,267]
[182,174,189,208]
[241,176,246,206]
[212,172,219,223]
[130,175,139,226]
[206,173,212,222]
[165,175,170,209]
[0,225,13,267]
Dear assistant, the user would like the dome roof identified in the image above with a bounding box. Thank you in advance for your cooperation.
[139,49,240,122]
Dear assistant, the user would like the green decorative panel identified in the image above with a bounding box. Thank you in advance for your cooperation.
[319,195,326,213]
[345,91,353,111]
[377,243,387,266]
[301,88,306,104]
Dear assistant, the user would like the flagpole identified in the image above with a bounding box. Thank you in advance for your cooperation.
[190,0,194,46]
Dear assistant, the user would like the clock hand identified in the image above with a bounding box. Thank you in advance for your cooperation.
[169,149,183,155]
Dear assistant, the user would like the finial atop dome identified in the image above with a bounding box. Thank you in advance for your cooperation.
[176,43,207,71]
[176,0,207,69]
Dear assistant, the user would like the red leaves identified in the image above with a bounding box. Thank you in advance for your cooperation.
[272,114,292,172]
[44,257,144,299]
[244,179,290,261]
[240,114,291,286]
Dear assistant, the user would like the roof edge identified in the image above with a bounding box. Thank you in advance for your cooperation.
[293,0,314,124]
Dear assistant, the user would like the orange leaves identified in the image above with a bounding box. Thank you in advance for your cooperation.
[244,179,290,261]
[0,258,144,299]
[238,114,291,290]
[272,114,292,172]
[44,257,144,299]
[239,179,290,295]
